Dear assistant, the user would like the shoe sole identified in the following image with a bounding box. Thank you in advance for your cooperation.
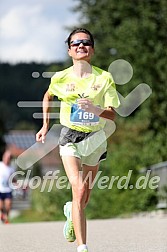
[63,201,75,242]
[64,201,72,219]
[63,221,75,242]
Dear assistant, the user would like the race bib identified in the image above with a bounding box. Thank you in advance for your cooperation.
[70,104,99,126]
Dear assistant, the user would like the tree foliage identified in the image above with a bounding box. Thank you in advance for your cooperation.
[72,0,167,159]
[67,0,166,217]
[0,119,6,160]
[0,62,64,130]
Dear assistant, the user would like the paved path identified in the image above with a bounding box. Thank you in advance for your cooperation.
[0,217,167,252]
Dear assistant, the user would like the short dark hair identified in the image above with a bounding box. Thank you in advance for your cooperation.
[65,28,94,48]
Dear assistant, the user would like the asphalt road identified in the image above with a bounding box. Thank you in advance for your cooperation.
[0,217,167,252]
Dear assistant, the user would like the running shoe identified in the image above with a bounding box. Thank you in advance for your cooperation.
[63,201,76,242]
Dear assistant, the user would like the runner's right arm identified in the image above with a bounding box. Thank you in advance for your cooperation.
[36,90,54,143]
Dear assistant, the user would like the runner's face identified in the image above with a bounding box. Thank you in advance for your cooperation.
[68,32,94,62]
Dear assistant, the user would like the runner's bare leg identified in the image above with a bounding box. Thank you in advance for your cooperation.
[62,156,99,245]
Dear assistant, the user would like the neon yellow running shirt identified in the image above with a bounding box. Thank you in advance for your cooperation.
[48,66,120,132]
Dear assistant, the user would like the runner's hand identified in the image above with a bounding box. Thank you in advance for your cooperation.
[77,98,103,115]
[36,125,48,143]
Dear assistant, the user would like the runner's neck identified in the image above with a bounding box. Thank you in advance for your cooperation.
[72,60,92,78]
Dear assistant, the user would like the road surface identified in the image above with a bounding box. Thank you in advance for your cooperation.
[0,217,167,252]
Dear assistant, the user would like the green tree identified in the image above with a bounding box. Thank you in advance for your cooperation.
[0,119,7,160]
[73,0,167,160]
[66,0,167,216]
[0,62,66,130]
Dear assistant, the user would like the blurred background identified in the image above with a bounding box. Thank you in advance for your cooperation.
[0,0,167,223]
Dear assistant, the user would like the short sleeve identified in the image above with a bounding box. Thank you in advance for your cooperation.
[48,73,64,99]
[104,75,120,108]
[48,74,58,97]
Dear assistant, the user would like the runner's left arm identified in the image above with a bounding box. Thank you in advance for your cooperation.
[77,98,115,121]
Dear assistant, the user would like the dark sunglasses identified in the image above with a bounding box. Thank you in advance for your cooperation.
[70,39,93,47]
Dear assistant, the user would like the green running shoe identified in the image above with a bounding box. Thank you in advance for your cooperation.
[63,201,76,242]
